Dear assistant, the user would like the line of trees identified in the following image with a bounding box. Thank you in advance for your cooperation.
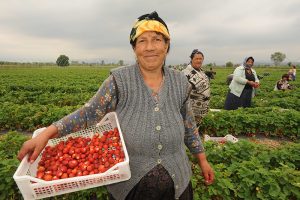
[0,52,293,67]
[224,51,288,67]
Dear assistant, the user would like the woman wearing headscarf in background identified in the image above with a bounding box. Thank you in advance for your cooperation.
[182,50,210,126]
[18,11,214,200]
[224,56,260,110]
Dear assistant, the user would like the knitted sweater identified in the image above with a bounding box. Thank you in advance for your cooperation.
[107,65,204,200]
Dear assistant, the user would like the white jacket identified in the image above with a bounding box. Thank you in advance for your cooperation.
[229,66,259,97]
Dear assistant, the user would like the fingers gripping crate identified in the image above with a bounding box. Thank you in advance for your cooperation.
[13,112,131,200]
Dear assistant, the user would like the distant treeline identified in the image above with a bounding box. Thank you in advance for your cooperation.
[1,61,299,68]
[0,61,56,66]
[0,61,121,67]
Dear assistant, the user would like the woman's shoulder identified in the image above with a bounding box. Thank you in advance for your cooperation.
[110,65,136,75]
[233,65,245,74]
[235,65,245,70]
[165,66,187,80]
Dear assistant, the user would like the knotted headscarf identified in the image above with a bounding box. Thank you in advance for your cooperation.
[243,56,254,69]
[190,49,204,60]
[129,11,170,45]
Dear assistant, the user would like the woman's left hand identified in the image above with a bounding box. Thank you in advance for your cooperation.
[199,159,215,185]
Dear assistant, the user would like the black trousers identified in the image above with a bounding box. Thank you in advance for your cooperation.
[224,88,253,110]
[108,165,193,200]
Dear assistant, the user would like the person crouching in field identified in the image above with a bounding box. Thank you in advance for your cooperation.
[182,49,210,127]
[274,74,292,91]
[224,57,260,110]
[288,65,296,81]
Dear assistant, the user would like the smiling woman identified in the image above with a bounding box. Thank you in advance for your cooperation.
[17,11,214,200]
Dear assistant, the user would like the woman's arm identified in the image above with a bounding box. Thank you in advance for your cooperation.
[181,85,204,154]
[53,75,118,137]
[232,66,248,85]
[18,75,118,162]
[181,86,214,185]
[252,69,260,83]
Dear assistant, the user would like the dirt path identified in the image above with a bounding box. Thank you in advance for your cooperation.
[236,134,296,147]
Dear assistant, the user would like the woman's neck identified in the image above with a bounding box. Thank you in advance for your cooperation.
[191,64,201,71]
[139,66,164,93]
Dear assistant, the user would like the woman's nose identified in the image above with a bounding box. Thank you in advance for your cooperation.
[145,41,155,50]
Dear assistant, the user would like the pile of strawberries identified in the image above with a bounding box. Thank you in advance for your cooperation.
[36,128,125,181]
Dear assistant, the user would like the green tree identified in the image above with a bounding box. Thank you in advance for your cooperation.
[225,61,234,68]
[206,63,216,67]
[56,55,70,67]
[271,52,286,66]
[118,60,124,66]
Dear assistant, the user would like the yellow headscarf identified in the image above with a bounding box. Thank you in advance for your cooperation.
[130,11,170,45]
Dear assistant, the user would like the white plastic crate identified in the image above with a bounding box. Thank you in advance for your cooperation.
[204,134,239,143]
[13,112,131,200]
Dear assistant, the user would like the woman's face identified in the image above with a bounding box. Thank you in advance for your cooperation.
[191,53,204,70]
[134,31,169,71]
[246,59,254,67]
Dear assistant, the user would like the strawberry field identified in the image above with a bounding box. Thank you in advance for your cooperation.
[0,65,299,199]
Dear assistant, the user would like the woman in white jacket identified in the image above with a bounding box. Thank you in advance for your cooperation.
[224,57,260,110]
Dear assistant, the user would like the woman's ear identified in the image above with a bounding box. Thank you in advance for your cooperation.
[132,46,137,54]
[165,41,170,53]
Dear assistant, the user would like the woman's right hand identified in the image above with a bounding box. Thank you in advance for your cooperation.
[247,81,256,87]
[17,135,49,163]
[17,125,59,163]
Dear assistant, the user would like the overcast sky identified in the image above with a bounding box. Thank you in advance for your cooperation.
[1,0,299,65]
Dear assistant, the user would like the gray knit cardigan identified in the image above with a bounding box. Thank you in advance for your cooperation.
[107,65,202,200]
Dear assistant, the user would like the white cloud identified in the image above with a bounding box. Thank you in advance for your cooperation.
[1,0,300,65]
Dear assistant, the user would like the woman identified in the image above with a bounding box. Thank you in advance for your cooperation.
[224,57,260,110]
[18,12,214,200]
[182,49,210,126]
[274,74,292,91]
[288,65,296,81]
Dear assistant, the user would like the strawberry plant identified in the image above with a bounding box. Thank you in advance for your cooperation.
[190,141,300,200]
[0,131,29,200]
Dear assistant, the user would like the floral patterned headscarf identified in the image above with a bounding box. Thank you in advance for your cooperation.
[129,11,170,45]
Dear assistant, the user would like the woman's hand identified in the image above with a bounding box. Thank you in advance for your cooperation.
[195,153,215,185]
[253,82,260,88]
[17,136,48,163]
[247,80,255,87]
[247,81,260,88]
[17,125,58,163]
[199,159,214,185]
